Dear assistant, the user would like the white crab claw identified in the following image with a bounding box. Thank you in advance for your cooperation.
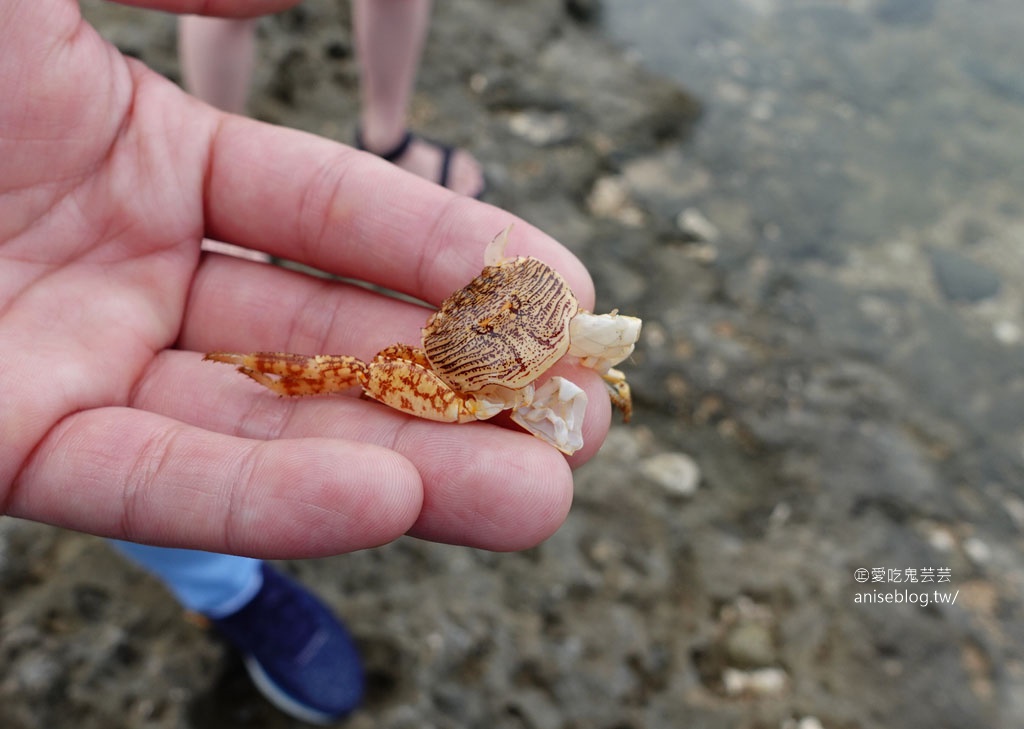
[568,311,643,373]
[510,376,588,455]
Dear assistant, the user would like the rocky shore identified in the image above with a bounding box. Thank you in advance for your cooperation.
[3,1,1022,728]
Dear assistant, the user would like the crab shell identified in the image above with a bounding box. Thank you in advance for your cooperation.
[416,228,639,454]
[422,254,579,397]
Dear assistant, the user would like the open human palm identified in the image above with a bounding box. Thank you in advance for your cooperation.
[1,0,609,557]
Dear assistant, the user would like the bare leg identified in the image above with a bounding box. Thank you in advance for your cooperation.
[179,17,270,261]
[352,0,484,197]
[178,16,258,115]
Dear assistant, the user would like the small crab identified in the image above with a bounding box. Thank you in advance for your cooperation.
[205,226,642,454]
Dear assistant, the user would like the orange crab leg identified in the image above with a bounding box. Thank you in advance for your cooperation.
[362,345,482,423]
[204,351,367,397]
[206,345,498,423]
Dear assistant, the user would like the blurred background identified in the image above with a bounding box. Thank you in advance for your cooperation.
[3,1,1023,727]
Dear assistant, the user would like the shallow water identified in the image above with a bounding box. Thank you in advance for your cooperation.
[606,0,1024,253]
[603,0,1024,471]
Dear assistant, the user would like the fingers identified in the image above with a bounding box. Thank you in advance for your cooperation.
[180,251,430,357]
[180,250,612,461]
[10,407,423,559]
[131,349,596,549]
[111,1,304,17]
[201,115,597,310]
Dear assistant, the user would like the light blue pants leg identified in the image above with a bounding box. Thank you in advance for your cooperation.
[110,541,263,618]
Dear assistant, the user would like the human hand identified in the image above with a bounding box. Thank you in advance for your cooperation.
[1,0,610,558]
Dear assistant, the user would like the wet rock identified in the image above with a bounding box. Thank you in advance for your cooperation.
[928,247,1001,302]
[564,0,602,24]
[6,652,62,695]
[507,688,563,729]
[962,57,1024,106]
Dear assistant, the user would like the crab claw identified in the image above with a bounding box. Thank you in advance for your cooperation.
[569,311,642,373]
[510,376,587,455]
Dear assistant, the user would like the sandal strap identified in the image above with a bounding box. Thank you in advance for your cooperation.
[436,143,454,190]
[355,129,483,198]
[354,128,413,163]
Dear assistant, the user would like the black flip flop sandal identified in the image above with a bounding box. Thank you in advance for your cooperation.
[355,128,486,199]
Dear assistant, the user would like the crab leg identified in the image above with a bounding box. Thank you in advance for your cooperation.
[205,346,503,423]
[204,351,368,397]
[601,367,632,422]
[361,345,494,423]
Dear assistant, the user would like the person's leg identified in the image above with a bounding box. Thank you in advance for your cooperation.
[352,0,432,152]
[352,0,484,197]
[111,541,263,616]
[178,16,259,114]
[178,18,271,261]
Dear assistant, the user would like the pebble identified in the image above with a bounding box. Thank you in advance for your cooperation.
[782,718,825,729]
[722,666,788,696]
[685,242,719,264]
[769,501,793,526]
[639,452,701,496]
[676,207,721,242]
[468,72,489,94]
[1003,496,1024,529]
[9,653,61,693]
[963,537,991,565]
[587,176,629,216]
[724,622,776,668]
[511,689,563,729]
[507,110,572,146]
[586,175,646,227]
[926,524,956,552]
[993,320,1021,345]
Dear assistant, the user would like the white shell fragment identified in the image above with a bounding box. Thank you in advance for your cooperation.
[510,376,588,455]
[568,312,643,373]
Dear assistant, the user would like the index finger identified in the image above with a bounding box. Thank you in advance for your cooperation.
[112,0,303,17]
[202,115,597,310]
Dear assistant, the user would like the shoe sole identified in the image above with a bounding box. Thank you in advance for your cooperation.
[242,653,340,726]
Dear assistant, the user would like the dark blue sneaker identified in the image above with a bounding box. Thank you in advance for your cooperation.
[210,563,364,724]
